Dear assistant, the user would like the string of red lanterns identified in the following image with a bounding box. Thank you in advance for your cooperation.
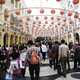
[0,0,5,5]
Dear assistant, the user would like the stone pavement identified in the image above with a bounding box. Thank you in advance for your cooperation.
[20,52,80,80]
[25,59,80,80]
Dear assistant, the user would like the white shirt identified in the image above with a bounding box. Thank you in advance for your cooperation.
[59,44,69,59]
[41,44,47,52]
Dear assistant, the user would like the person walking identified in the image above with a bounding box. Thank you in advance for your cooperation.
[73,42,80,70]
[52,41,59,70]
[41,42,47,61]
[58,39,69,77]
[26,40,41,80]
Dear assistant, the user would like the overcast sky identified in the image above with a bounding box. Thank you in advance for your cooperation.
[23,0,61,8]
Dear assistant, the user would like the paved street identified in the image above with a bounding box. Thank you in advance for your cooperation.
[19,52,80,80]
[24,59,80,80]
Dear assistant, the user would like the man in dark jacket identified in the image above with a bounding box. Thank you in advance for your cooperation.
[74,42,80,69]
[52,41,59,70]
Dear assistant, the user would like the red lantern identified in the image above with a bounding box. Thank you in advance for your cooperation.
[27,18,30,21]
[69,21,73,24]
[60,10,64,15]
[40,8,44,14]
[36,16,39,20]
[51,22,54,24]
[25,23,28,25]
[57,18,60,21]
[15,9,20,15]
[56,0,61,2]
[44,16,48,20]
[27,9,32,14]
[0,0,5,4]
[74,12,79,18]
[51,17,54,20]
[33,21,36,24]
[73,0,79,5]
[19,19,22,22]
[38,21,41,24]
[68,11,72,16]
[45,21,48,24]
[63,19,66,22]
[58,23,60,25]
[51,9,55,14]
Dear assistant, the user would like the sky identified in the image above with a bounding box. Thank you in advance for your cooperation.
[23,0,61,8]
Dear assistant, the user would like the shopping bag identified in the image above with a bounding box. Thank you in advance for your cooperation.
[13,69,21,76]
[13,59,21,76]
[5,72,13,80]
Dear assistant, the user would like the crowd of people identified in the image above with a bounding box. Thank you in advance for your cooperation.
[0,39,80,80]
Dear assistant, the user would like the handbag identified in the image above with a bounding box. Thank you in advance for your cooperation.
[5,72,13,80]
[13,60,21,76]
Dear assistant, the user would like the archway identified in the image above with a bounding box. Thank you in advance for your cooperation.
[15,36,18,44]
[3,33,8,46]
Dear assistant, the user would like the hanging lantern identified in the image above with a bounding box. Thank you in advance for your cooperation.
[40,8,44,14]
[27,18,30,21]
[63,18,66,22]
[45,21,48,24]
[62,24,65,26]
[69,21,73,24]
[58,23,60,25]
[56,0,61,2]
[27,9,32,14]
[38,25,41,26]
[60,10,64,15]
[73,0,79,5]
[44,16,48,20]
[16,0,20,2]
[51,22,54,24]
[51,17,54,20]
[38,21,41,24]
[0,0,5,4]
[33,21,36,24]
[57,17,60,21]
[74,12,79,18]
[68,11,72,16]
[20,24,23,27]
[15,9,20,15]
[51,9,55,14]
[36,16,39,20]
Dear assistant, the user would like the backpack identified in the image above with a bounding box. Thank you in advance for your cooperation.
[31,50,39,64]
